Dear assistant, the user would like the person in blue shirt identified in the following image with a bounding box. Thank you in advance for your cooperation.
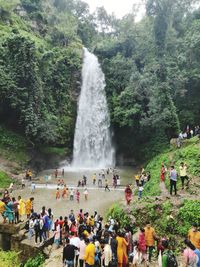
[169,166,178,196]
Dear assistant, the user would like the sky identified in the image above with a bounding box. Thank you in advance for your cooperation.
[82,0,146,21]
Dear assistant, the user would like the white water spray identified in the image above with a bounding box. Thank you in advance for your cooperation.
[72,48,115,168]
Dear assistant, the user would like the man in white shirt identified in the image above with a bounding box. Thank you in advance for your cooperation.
[70,232,80,267]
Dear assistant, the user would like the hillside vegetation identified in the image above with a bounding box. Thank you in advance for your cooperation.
[0,0,200,162]
[143,137,200,196]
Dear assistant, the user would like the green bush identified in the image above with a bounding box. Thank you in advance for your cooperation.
[0,250,20,267]
[0,171,12,188]
[24,253,45,267]
[177,200,200,235]
[106,204,133,228]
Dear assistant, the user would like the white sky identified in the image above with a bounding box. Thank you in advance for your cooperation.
[83,0,146,20]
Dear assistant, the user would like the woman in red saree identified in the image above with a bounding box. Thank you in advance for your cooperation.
[125,185,132,205]
[160,163,166,182]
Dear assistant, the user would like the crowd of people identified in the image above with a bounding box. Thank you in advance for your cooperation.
[0,189,34,224]
[176,125,200,148]
[1,193,199,267]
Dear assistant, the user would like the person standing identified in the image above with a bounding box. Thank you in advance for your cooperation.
[98,174,102,188]
[162,240,178,267]
[138,184,144,200]
[93,173,96,185]
[124,185,132,205]
[160,163,166,182]
[25,197,34,219]
[183,239,199,267]
[63,237,77,267]
[55,169,58,179]
[138,228,147,266]
[84,238,95,267]
[179,162,189,189]
[12,197,19,224]
[62,169,65,178]
[70,188,74,201]
[84,188,88,201]
[21,178,25,189]
[103,239,112,267]
[34,215,44,245]
[56,188,60,200]
[105,179,110,192]
[135,175,140,187]
[31,182,36,193]
[116,232,128,267]
[76,189,80,203]
[169,166,178,196]
[70,233,80,267]
[79,236,86,267]
[83,175,87,186]
[188,223,200,250]
[144,222,156,263]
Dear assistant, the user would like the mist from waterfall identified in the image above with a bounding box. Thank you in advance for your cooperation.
[72,48,115,168]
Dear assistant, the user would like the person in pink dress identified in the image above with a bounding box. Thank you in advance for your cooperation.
[76,189,80,203]
[138,228,147,266]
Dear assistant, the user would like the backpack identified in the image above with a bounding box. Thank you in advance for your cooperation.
[164,250,178,267]
[34,219,40,231]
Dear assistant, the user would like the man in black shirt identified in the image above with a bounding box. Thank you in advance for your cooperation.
[63,238,77,267]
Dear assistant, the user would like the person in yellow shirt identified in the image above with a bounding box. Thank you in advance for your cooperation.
[188,223,200,250]
[116,232,128,267]
[18,196,25,221]
[89,215,95,227]
[179,162,189,189]
[0,200,6,223]
[25,197,34,219]
[84,238,95,267]
[28,169,32,181]
[135,175,140,187]
[92,173,96,185]
[144,222,156,262]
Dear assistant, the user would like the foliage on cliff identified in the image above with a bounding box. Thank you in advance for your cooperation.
[0,0,200,160]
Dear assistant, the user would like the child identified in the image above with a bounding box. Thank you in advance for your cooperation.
[138,184,143,200]
[70,188,74,201]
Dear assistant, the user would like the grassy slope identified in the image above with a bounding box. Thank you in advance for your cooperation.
[143,137,200,196]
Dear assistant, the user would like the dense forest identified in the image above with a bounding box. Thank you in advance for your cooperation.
[0,0,200,162]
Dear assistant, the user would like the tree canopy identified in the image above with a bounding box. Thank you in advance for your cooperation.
[0,0,199,160]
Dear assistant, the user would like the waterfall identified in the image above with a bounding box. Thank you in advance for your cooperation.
[72,48,115,168]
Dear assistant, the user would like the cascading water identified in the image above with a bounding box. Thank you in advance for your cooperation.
[72,48,115,168]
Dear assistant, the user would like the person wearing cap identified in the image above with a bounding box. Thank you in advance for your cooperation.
[84,238,95,267]
[188,223,200,250]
